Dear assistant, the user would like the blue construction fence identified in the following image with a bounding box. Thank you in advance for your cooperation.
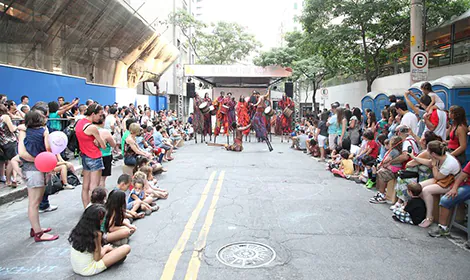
[0,64,168,111]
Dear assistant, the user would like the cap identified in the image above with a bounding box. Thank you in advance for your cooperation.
[331,102,340,108]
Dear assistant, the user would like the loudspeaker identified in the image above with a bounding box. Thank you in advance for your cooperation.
[186,82,196,98]
[285,82,293,98]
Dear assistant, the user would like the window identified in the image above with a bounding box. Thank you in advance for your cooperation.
[453,39,470,64]
[429,44,451,68]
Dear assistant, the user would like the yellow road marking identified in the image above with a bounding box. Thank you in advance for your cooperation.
[160,171,217,280]
[184,171,225,280]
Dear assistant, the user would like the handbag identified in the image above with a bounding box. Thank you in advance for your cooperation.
[45,173,63,195]
[436,175,455,188]
[124,155,137,166]
[67,171,81,186]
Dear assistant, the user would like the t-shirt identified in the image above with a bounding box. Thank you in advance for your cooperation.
[128,189,145,204]
[114,187,131,203]
[153,131,164,147]
[402,136,419,155]
[404,197,426,225]
[121,130,131,156]
[400,111,418,135]
[424,109,447,141]
[341,159,354,175]
[439,153,461,176]
[428,92,445,110]
[417,110,426,137]
[318,121,328,137]
[104,115,116,131]
[460,162,470,186]
[327,114,338,135]
[141,115,150,126]
[367,140,379,159]
[48,112,62,131]
[376,119,388,135]
[388,149,402,168]
[297,134,308,150]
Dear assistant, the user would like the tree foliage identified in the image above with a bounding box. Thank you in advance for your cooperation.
[167,10,261,65]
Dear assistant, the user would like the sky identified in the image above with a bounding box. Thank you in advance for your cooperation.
[196,0,297,51]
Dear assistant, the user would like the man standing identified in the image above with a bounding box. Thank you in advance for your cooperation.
[17,95,30,112]
[279,92,295,143]
[327,102,339,150]
[57,96,65,107]
[396,100,418,135]
[213,91,228,143]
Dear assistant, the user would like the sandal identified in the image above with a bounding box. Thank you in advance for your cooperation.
[34,231,59,242]
[419,217,433,228]
[30,228,52,237]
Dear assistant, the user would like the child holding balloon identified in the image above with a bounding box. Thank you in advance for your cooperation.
[18,110,59,242]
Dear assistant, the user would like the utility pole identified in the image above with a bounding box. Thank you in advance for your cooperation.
[410,0,424,53]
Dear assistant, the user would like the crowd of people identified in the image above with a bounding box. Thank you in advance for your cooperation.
[290,82,470,248]
[0,93,189,276]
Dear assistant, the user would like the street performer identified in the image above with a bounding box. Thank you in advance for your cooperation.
[192,93,204,143]
[202,93,212,141]
[236,95,251,140]
[252,88,273,152]
[213,91,230,143]
[279,92,295,143]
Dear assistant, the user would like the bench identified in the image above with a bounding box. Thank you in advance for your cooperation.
[450,199,470,239]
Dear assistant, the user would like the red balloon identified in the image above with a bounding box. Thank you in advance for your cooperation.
[35,152,58,173]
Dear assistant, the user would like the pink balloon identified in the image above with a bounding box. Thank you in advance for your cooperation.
[35,152,57,173]
[49,131,68,155]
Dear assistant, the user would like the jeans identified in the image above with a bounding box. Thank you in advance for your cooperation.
[439,185,470,209]
[39,193,50,210]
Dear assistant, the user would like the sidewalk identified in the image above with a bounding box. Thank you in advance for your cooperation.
[0,158,83,206]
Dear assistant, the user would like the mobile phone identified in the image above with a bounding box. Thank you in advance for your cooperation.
[407,146,413,154]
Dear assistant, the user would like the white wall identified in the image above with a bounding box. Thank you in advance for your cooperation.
[316,61,470,109]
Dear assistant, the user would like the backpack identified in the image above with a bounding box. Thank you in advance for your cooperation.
[45,173,63,195]
[66,125,79,155]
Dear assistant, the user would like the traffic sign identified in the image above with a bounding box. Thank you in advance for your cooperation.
[411,52,429,83]
[320,88,328,99]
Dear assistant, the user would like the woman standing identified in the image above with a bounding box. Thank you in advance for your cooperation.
[278,93,295,142]
[367,111,377,135]
[203,93,213,140]
[0,104,18,188]
[236,96,250,138]
[192,94,204,142]
[447,105,467,166]
[76,104,107,208]
[94,116,116,188]
[349,108,362,146]
[227,94,237,131]
[336,107,348,148]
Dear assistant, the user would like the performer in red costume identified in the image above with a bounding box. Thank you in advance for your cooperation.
[236,95,250,139]
[213,91,229,143]
[278,93,295,143]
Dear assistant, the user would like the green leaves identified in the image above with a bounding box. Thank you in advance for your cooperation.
[167,10,261,65]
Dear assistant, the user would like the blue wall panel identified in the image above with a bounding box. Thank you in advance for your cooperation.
[0,65,116,106]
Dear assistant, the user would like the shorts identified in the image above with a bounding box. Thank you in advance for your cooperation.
[81,154,104,172]
[0,141,18,161]
[102,155,113,177]
[328,134,337,150]
[22,162,46,188]
[70,248,107,276]
[377,168,397,182]
[159,144,172,151]
[127,200,138,210]
[439,185,470,209]
[317,135,327,148]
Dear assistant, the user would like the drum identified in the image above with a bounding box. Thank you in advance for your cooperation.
[199,102,210,114]
[209,105,216,115]
[220,105,229,115]
[283,107,293,118]
[264,107,274,117]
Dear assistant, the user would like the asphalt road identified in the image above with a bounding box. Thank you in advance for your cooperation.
[0,137,469,280]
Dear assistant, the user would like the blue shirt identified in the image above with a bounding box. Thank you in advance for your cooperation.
[328,114,338,135]
[128,189,145,204]
[153,131,163,147]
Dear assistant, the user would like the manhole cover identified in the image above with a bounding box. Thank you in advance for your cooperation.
[216,241,276,268]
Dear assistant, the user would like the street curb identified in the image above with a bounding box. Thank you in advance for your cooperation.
[0,165,83,206]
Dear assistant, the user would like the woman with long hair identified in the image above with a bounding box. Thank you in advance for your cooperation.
[447,105,467,165]
[69,204,130,276]
[192,93,204,143]
[236,95,251,138]
[251,91,273,151]
[336,107,348,148]
[349,108,362,145]
[409,140,461,228]
[103,190,136,245]
[0,104,18,188]
[367,111,377,134]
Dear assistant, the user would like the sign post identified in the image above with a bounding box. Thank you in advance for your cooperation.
[410,51,429,84]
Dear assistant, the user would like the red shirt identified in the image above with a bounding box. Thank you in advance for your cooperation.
[367,140,379,159]
[429,109,439,127]
[76,118,102,159]
[461,162,470,186]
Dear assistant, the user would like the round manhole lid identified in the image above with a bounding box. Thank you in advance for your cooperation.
[216,241,276,268]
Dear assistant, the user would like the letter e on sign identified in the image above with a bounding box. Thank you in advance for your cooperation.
[412,52,428,69]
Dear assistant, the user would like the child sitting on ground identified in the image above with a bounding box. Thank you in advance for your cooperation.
[392,182,426,225]
[103,190,137,246]
[69,204,130,277]
[114,174,145,220]
[354,130,379,175]
[331,150,354,178]
[90,187,107,206]
[137,166,169,199]
[127,178,159,215]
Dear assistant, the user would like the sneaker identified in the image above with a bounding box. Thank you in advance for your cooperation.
[390,202,402,211]
[39,205,58,213]
[428,225,450,237]
[369,192,386,204]
[63,184,75,190]
[365,179,376,189]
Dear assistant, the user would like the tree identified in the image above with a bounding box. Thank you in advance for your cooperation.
[198,22,261,64]
[302,0,409,93]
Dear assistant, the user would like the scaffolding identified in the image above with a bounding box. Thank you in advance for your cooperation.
[0,0,172,86]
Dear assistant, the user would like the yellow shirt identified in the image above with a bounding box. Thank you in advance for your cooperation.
[341,159,354,175]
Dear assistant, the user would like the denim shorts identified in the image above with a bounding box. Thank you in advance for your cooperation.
[81,154,104,172]
[439,185,470,209]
